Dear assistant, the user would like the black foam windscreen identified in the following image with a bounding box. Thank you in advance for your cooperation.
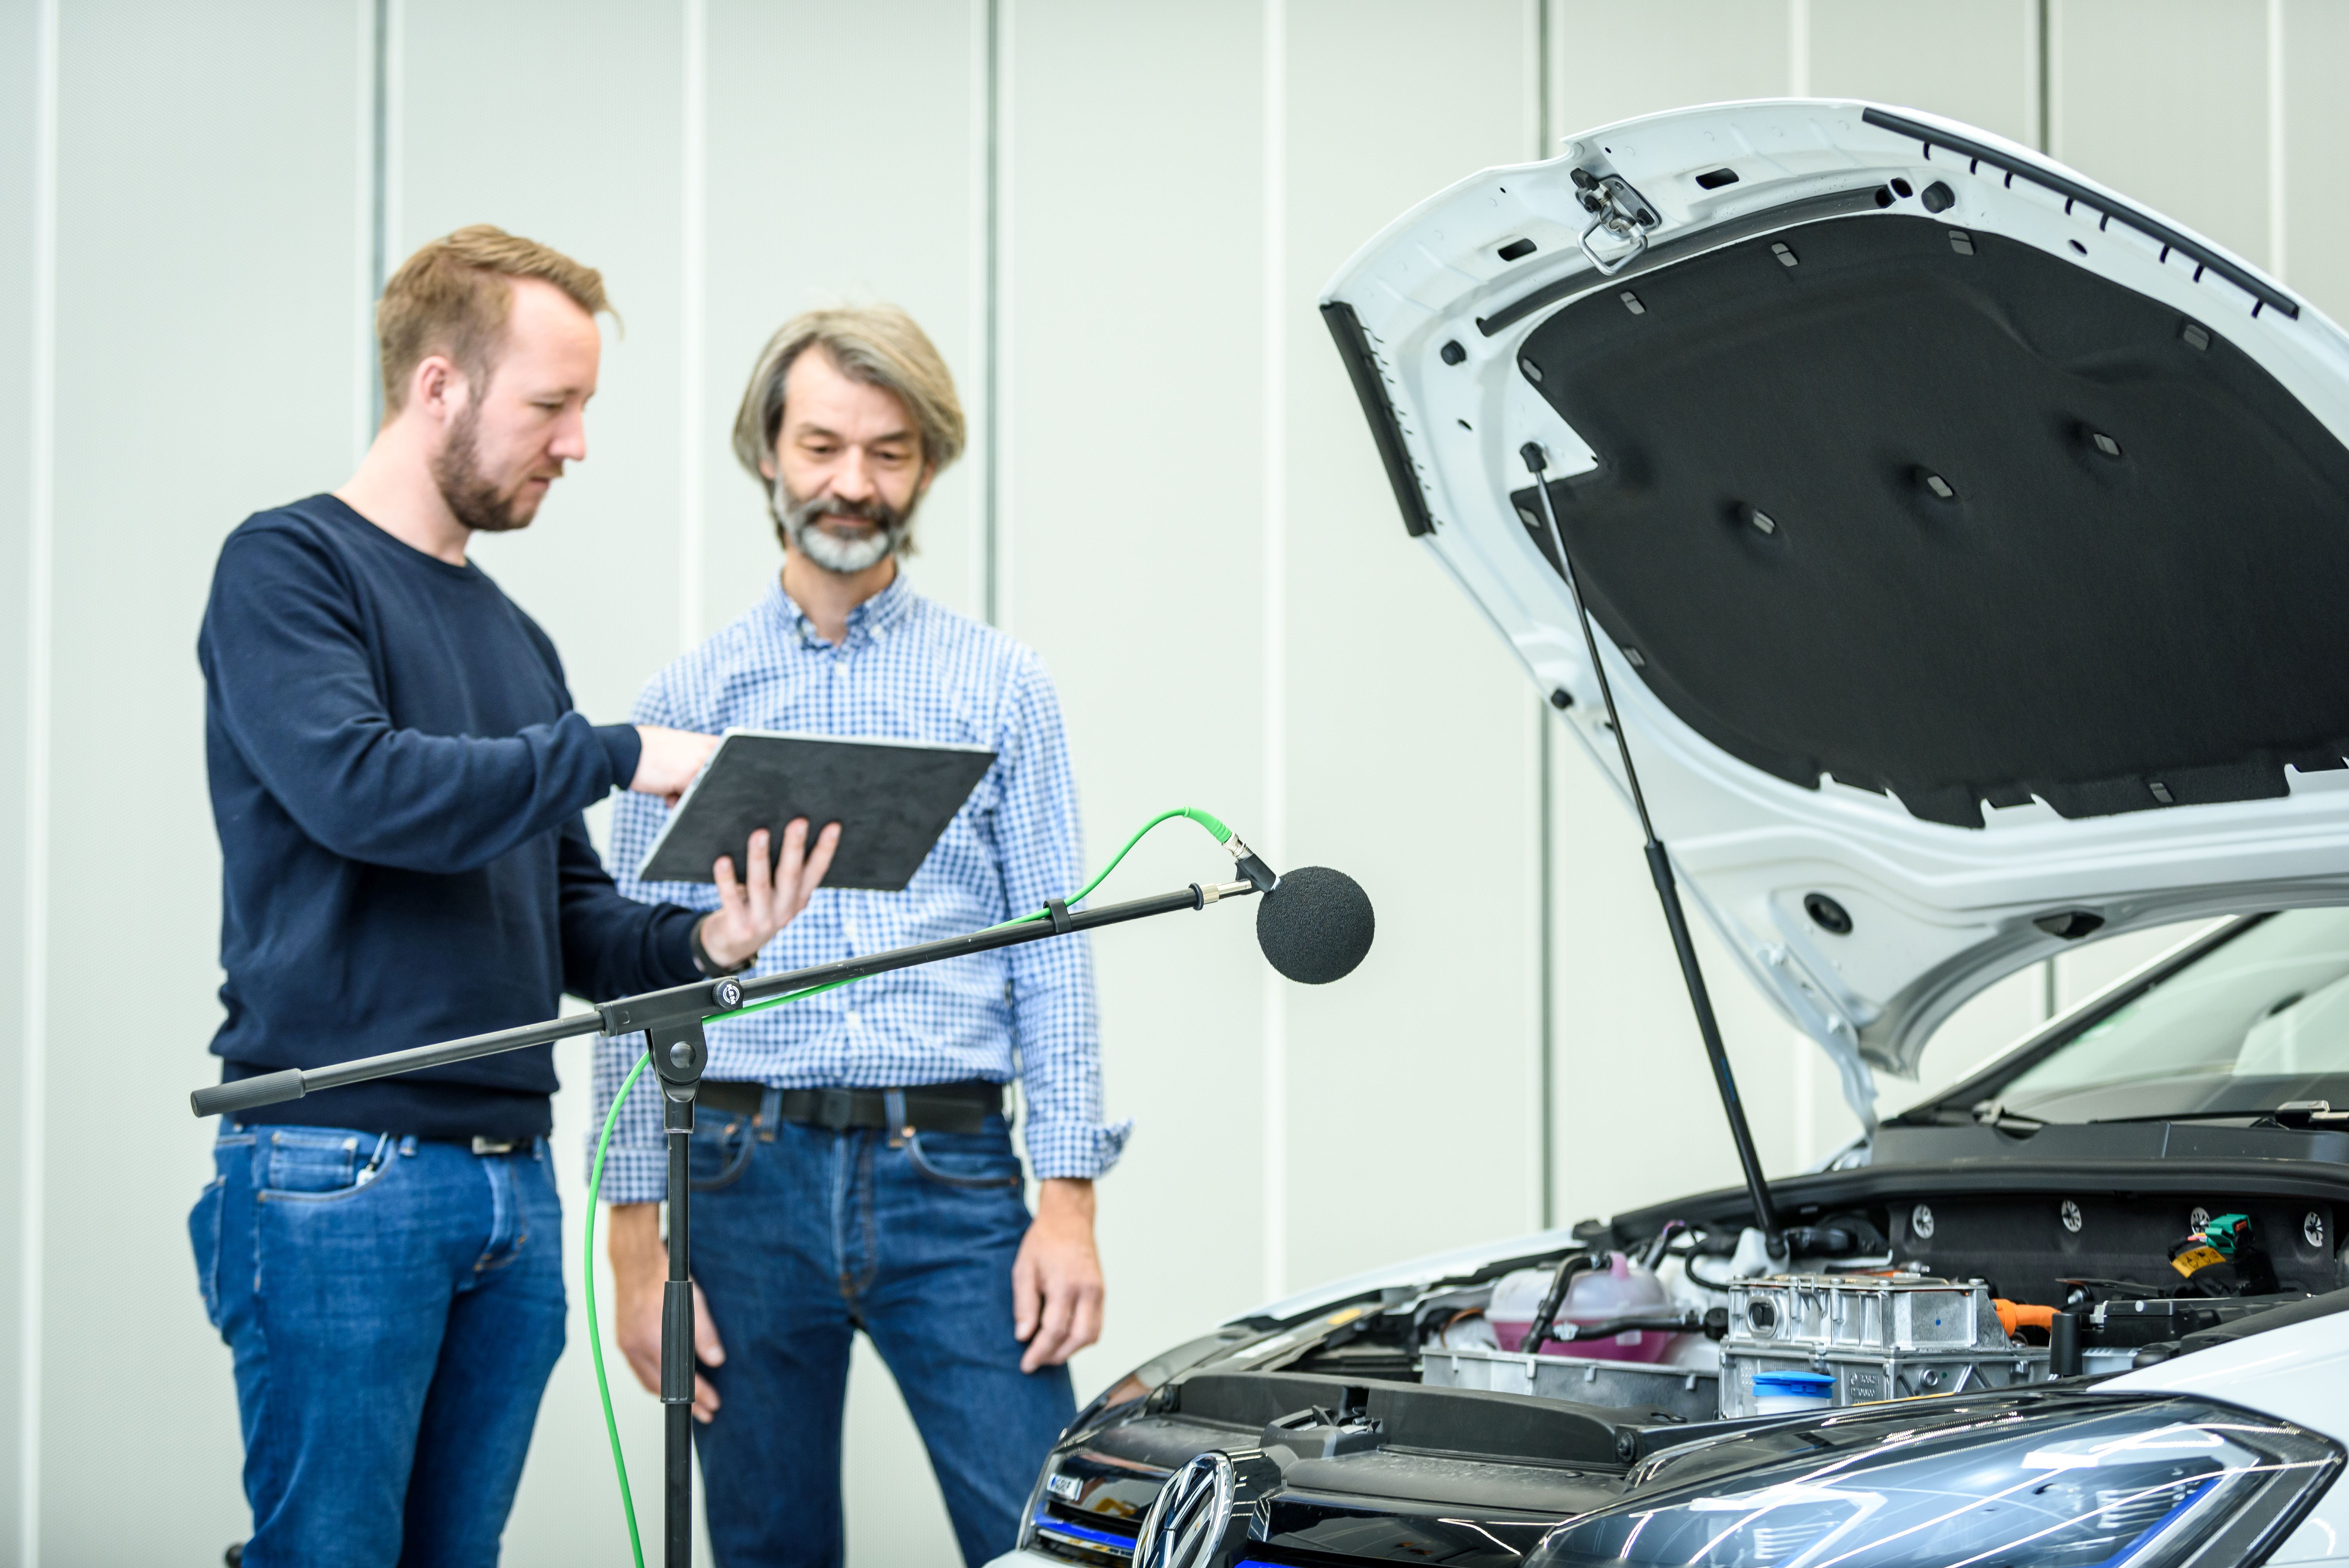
[1255,866,1374,985]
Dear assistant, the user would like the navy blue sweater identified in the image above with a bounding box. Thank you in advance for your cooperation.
[199,495,700,1139]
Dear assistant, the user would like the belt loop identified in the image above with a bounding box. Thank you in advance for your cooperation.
[883,1089,910,1149]
[758,1083,782,1143]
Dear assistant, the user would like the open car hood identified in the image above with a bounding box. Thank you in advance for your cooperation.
[1321,101,2349,1121]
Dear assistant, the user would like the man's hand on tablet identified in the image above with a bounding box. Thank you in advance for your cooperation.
[696,820,841,972]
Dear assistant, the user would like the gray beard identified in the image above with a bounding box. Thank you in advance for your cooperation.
[775,484,909,575]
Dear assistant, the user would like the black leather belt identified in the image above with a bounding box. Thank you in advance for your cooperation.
[698,1079,1003,1135]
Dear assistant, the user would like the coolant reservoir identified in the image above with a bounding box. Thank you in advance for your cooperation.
[1488,1253,1680,1363]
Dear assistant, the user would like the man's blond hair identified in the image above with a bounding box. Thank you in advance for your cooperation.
[731,306,966,488]
[375,225,614,418]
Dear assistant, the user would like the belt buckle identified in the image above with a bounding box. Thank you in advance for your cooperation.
[815,1088,855,1130]
[471,1136,518,1156]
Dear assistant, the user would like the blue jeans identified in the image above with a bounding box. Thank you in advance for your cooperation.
[685,1107,1075,1567]
[189,1125,567,1568]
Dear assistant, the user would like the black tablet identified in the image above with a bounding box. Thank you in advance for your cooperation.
[635,729,996,892]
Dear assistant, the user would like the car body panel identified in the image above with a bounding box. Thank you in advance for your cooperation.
[2101,1308,2349,1563]
[1317,100,2349,1122]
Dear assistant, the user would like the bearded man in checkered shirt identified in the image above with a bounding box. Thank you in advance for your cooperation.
[596,305,1122,1567]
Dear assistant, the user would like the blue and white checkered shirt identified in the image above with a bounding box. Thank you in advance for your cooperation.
[588,575,1126,1203]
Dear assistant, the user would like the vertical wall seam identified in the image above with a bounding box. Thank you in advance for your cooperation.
[1533,0,1556,1234]
[678,0,707,651]
[355,0,380,459]
[981,0,1003,627]
[381,0,403,267]
[1259,0,1288,1302]
[2266,0,2285,282]
[2025,0,2047,154]
[365,0,391,439]
[965,0,989,621]
[20,0,58,1556]
[2042,0,2062,162]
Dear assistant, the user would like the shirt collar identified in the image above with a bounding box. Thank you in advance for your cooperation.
[767,570,916,647]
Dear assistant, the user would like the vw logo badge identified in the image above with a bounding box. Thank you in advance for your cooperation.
[1133,1450,1235,1568]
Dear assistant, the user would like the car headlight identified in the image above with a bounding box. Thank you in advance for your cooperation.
[1529,1394,2340,1568]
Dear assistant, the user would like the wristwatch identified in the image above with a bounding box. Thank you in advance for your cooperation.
[691,917,754,977]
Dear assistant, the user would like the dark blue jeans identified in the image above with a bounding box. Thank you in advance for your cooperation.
[189,1125,567,1568]
[685,1107,1075,1567]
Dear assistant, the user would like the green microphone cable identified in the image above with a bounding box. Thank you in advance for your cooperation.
[581,805,1240,1566]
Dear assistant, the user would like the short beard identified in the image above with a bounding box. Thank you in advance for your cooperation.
[774,482,913,574]
[432,396,538,535]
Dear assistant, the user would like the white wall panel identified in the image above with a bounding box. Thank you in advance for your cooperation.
[2055,0,2271,267]
[2279,0,2349,319]
[701,0,985,636]
[0,0,38,1552]
[1811,0,2038,142]
[397,0,688,723]
[39,1,366,1557]
[997,0,1275,1396]
[1284,0,1541,1286]
[1552,0,1792,139]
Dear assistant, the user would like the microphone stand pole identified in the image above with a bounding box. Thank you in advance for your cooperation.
[192,876,1258,1568]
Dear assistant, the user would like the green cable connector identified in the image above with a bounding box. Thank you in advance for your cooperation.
[580,806,1236,1566]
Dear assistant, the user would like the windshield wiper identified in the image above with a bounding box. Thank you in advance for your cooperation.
[2085,1101,2349,1128]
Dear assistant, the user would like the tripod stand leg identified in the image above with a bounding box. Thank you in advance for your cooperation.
[649,1019,710,1568]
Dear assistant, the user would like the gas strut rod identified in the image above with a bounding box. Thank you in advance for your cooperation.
[1521,443,1785,1254]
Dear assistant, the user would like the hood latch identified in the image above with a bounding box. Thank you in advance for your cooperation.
[1573,167,1660,276]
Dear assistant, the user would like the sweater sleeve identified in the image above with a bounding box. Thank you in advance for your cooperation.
[201,526,638,874]
[556,816,703,1002]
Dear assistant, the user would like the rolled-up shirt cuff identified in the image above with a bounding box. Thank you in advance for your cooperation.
[591,1140,669,1205]
[1023,1116,1133,1180]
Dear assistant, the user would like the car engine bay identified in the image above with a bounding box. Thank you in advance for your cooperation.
[1023,1186,2348,1564]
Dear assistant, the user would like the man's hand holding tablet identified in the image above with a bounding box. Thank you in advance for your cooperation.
[697,818,841,971]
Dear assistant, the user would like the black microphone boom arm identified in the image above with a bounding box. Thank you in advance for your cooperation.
[191,877,1258,1121]
[189,872,1261,1568]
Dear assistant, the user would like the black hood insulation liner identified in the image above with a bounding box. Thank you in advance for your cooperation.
[1507,213,2349,829]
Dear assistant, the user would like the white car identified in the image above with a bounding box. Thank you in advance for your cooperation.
[994,99,2349,1568]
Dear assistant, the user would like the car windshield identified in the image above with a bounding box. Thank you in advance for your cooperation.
[1989,908,2349,1123]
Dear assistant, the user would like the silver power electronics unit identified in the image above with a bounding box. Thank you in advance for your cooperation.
[1718,1273,2051,1417]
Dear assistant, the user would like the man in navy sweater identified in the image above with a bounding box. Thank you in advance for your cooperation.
[190,226,838,1567]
